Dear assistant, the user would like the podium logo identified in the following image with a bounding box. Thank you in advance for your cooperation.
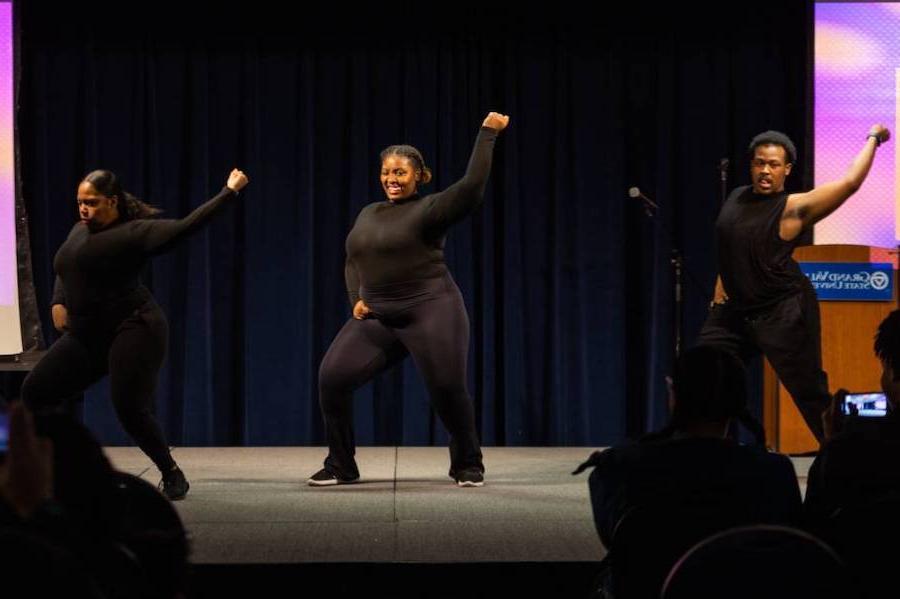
[870,271,890,291]
[806,269,891,290]
[800,262,893,301]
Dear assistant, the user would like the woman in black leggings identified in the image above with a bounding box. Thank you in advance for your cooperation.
[309,112,509,487]
[23,168,249,500]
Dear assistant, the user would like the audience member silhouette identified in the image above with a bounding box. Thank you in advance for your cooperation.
[0,401,190,598]
[804,310,900,598]
[574,346,802,598]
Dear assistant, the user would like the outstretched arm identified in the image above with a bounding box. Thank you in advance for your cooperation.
[421,112,509,233]
[783,125,890,233]
[134,169,249,255]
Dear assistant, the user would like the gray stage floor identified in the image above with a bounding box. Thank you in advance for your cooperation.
[104,447,814,565]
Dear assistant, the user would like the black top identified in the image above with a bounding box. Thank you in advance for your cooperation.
[52,186,237,334]
[715,185,808,311]
[580,437,802,548]
[344,126,498,307]
[804,414,900,525]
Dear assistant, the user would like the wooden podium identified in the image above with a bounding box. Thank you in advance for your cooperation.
[764,245,898,453]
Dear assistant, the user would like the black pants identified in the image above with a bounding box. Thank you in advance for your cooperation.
[318,274,483,479]
[22,302,176,473]
[697,285,829,441]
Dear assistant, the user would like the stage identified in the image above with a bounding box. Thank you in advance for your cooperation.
[104,446,815,597]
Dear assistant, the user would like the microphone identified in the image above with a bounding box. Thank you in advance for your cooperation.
[628,186,659,212]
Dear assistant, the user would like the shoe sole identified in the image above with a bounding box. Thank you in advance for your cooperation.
[307,478,339,486]
[307,477,360,487]
[456,480,484,487]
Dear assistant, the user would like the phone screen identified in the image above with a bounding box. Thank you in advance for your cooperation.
[0,409,8,454]
[842,392,889,417]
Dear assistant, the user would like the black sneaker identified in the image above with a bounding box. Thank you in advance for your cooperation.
[159,467,190,501]
[454,468,484,488]
[307,468,359,487]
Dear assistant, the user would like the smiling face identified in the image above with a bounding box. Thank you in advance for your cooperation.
[380,155,420,201]
[77,181,119,230]
[750,144,792,195]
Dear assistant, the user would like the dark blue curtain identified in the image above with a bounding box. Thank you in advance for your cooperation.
[17,2,811,447]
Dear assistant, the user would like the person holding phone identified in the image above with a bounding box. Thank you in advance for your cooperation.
[804,310,900,597]
[0,402,54,521]
[806,309,900,521]
[21,168,249,500]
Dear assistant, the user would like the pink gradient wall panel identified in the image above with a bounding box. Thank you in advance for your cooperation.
[815,3,899,248]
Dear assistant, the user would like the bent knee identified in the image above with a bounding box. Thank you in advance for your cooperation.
[20,372,56,409]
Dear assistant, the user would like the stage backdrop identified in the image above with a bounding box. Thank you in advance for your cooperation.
[814,2,899,247]
[18,3,810,447]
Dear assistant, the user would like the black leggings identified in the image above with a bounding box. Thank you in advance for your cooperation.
[22,303,175,473]
[318,274,483,479]
[697,285,829,441]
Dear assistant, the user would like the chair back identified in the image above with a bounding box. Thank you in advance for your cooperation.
[661,525,854,599]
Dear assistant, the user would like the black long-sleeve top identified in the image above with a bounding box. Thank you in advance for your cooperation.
[52,187,237,333]
[344,126,498,307]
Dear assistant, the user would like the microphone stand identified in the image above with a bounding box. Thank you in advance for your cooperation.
[631,191,684,359]
[631,171,722,361]
[719,158,729,207]
[672,248,683,359]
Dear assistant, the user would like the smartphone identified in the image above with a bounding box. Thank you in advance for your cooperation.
[0,406,7,456]
[842,392,889,417]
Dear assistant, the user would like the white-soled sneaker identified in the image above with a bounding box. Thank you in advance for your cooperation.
[307,468,359,487]
[454,468,484,488]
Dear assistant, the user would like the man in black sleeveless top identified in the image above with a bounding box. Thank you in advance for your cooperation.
[697,126,890,442]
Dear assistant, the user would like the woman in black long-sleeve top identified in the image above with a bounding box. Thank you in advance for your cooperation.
[309,112,509,488]
[23,168,249,500]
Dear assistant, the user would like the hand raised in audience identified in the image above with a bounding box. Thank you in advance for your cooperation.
[0,402,54,519]
[822,389,849,442]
